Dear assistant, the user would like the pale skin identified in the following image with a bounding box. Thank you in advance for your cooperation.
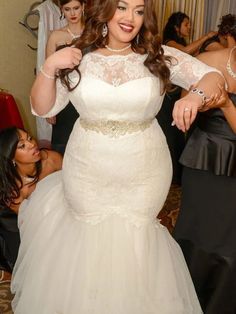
[166,17,217,56]
[10,129,63,213]
[31,0,224,133]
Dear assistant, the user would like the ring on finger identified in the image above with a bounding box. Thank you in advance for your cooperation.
[184,107,190,112]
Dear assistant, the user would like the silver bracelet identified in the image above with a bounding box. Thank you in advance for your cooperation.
[39,66,55,80]
[190,88,207,107]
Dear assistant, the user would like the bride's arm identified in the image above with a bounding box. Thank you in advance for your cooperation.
[162,46,225,131]
[31,47,82,116]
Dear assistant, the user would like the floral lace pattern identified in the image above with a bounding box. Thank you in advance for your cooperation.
[79,52,151,87]
[34,45,219,119]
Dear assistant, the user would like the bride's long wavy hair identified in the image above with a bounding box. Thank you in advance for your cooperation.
[59,0,172,93]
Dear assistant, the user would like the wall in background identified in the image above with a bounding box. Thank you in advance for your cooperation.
[0,0,38,137]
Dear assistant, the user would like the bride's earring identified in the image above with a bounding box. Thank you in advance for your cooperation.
[12,160,16,167]
[136,34,140,45]
[102,23,108,38]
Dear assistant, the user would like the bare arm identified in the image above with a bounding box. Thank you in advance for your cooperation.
[46,31,58,58]
[166,31,217,56]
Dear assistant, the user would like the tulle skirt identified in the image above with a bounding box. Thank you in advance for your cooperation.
[11,172,202,314]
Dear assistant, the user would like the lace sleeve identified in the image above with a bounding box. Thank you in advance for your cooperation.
[163,45,222,90]
[31,78,69,118]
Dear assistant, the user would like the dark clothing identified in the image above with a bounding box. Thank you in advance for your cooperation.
[174,93,236,313]
[0,207,20,273]
[51,101,79,155]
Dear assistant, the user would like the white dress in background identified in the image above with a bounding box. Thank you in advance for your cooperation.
[11,46,214,313]
[35,0,67,142]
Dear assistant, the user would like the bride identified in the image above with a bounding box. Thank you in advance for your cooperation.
[11,0,224,313]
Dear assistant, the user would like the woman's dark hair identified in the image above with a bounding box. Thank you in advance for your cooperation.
[218,14,236,40]
[163,11,189,46]
[59,0,172,93]
[0,127,41,209]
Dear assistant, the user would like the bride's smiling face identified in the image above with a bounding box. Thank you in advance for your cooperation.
[107,0,145,48]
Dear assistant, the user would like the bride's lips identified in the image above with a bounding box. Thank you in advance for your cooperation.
[119,23,134,33]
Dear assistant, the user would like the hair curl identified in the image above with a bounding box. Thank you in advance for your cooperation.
[0,127,41,209]
[218,14,236,40]
[59,0,172,93]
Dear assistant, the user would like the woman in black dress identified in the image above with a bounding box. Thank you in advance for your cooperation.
[173,24,236,313]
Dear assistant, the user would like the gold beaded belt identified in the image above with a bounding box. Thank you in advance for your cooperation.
[80,118,154,137]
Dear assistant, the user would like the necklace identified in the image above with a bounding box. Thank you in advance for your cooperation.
[226,46,236,80]
[105,44,131,52]
[67,28,82,40]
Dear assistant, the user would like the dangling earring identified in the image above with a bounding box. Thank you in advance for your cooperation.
[12,160,16,167]
[60,11,65,20]
[102,23,108,38]
[136,34,140,45]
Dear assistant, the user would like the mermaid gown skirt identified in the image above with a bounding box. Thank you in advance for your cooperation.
[11,48,211,313]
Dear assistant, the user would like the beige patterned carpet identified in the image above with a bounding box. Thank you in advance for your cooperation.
[0,275,13,314]
[0,184,181,313]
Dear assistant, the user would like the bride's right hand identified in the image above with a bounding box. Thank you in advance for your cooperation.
[44,47,82,73]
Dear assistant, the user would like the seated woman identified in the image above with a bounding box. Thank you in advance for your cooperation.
[0,126,62,276]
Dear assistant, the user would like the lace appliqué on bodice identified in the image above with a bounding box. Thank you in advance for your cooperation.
[33,45,220,119]
[79,52,153,87]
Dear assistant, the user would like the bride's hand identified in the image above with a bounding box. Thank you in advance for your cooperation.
[43,47,82,74]
[172,93,202,132]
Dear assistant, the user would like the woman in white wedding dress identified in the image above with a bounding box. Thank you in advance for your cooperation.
[11,0,224,313]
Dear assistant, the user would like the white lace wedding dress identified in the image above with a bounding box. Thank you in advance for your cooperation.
[11,46,214,313]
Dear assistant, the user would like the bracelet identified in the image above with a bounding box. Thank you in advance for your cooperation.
[190,88,207,107]
[39,66,55,80]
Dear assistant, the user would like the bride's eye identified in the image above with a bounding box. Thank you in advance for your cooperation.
[135,9,144,16]
[117,5,126,11]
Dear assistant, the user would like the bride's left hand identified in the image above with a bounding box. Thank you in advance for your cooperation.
[172,93,202,132]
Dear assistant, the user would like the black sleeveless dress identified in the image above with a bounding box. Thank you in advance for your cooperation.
[51,102,79,155]
[173,93,236,313]
[0,207,20,273]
